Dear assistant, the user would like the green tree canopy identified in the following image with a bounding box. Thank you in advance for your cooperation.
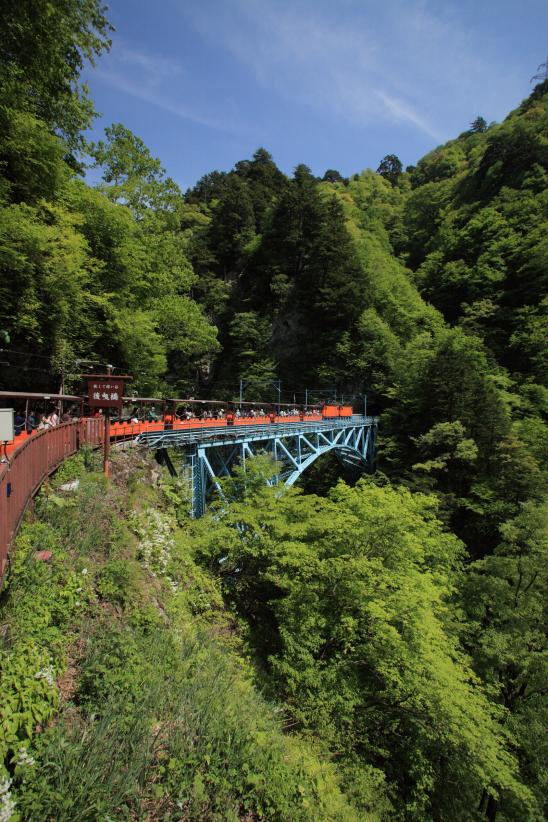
[0,0,112,147]
[376,154,403,186]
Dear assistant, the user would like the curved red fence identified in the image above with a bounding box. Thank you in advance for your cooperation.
[0,420,104,583]
[0,411,331,585]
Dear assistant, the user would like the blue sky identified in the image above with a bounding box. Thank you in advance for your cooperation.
[83,0,548,190]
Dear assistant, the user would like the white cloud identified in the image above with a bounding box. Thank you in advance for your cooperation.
[90,0,531,155]
[94,43,242,133]
[116,45,184,83]
[179,0,511,142]
[375,91,444,141]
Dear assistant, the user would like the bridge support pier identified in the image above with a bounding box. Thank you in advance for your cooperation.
[187,448,206,518]
[155,448,178,477]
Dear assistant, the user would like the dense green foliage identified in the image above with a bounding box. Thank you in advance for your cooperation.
[0,3,217,394]
[194,462,543,820]
[0,2,546,819]
[1,453,362,820]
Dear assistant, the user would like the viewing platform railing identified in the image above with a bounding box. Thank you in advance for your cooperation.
[0,420,104,583]
[0,413,376,586]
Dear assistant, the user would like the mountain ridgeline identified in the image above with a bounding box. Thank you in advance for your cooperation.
[0,4,546,820]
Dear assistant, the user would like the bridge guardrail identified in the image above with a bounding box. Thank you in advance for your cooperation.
[0,420,105,583]
[136,415,376,448]
[0,414,378,584]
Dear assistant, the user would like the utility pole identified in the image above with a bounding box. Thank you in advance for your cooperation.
[271,380,281,412]
[58,364,64,419]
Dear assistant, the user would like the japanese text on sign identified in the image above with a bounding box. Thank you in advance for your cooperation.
[87,380,125,409]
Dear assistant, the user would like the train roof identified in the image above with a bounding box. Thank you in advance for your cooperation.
[0,391,82,402]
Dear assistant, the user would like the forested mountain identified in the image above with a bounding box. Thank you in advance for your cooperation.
[0,2,218,394]
[0,3,546,821]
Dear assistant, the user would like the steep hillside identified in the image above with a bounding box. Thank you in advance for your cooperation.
[0,451,368,821]
[403,80,548,386]
[0,5,546,819]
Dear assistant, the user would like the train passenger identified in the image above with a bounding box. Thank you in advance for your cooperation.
[147,406,159,422]
[38,413,50,429]
[14,411,25,435]
[61,410,71,423]
[26,412,38,433]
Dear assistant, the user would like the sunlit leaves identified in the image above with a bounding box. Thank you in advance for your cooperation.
[196,474,532,819]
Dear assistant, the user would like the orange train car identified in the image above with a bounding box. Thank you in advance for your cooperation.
[2,403,356,457]
[322,405,353,418]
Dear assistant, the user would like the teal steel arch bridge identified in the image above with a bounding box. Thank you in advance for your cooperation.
[137,415,378,518]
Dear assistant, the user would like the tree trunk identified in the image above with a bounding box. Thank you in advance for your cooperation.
[486,794,498,822]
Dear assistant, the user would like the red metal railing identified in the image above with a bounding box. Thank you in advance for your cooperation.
[0,411,335,585]
[0,420,105,583]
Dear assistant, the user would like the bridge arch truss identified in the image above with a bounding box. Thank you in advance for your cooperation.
[138,416,377,518]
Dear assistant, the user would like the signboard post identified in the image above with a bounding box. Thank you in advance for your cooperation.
[84,374,132,476]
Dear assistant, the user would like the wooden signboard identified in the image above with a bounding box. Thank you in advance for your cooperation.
[83,374,132,477]
[87,379,125,410]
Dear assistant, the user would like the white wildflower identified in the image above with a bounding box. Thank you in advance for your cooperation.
[0,779,15,822]
[133,509,178,581]
[16,748,35,767]
[35,664,55,687]
[81,567,88,575]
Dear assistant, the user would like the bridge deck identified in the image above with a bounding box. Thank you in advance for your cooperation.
[0,414,379,576]
[136,415,375,449]
[136,415,378,518]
